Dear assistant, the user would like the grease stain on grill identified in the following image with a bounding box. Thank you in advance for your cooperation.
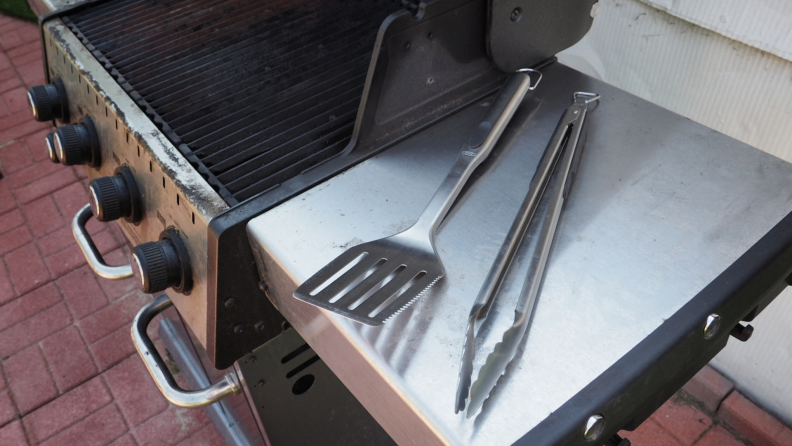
[65,0,402,205]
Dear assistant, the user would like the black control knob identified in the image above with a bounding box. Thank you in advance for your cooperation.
[27,78,69,122]
[54,117,101,167]
[45,132,59,164]
[132,229,192,294]
[88,166,142,223]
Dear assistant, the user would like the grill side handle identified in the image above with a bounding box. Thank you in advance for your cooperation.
[132,294,241,408]
[72,204,133,280]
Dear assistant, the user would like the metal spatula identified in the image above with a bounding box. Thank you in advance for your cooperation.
[293,69,542,326]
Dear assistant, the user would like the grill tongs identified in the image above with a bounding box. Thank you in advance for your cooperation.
[456,92,600,418]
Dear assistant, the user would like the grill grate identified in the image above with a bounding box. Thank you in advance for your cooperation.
[65,0,401,204]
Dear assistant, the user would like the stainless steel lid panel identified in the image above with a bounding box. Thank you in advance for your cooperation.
[63,0,402,204]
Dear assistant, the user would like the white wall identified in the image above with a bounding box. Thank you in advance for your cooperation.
[558,0,792,424]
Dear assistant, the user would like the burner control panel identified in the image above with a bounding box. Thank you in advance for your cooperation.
[31,19,229,349]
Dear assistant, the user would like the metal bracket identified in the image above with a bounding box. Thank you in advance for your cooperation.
[132,294,241,408]
[72,204,133,280]
[487,0,598,72]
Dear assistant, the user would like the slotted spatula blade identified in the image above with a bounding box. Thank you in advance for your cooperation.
[293,70,542,325]
[293,238,445,325]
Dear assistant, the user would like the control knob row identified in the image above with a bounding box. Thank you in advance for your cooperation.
[28,76,195,295]
[28,79,102,168]
[88,169,192,295]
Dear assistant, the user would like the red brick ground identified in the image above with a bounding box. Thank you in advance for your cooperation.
[618,367,792,446]
[1,11,792,446]
[0,14,222,446]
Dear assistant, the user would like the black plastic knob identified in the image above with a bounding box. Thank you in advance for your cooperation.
[27,78,69,122]
[88,166,142,223]
[45,132,59,164]
[54,117,101,167]
[132,229,192,294]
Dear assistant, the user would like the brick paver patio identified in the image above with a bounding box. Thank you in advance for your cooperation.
[0,13,222,446]
[0,11,790,446]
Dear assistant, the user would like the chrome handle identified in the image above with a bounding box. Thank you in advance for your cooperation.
[72,204,134,280]
[411,69,541,236]
[132,294,241,408]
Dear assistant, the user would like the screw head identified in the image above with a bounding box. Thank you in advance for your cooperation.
[583,414,605,441]
[255,321,265,332]
[234,325,244,334]
[590,2,600,18]
[510,7,522,22]
[704,313,721,340]
[224,298,235,308]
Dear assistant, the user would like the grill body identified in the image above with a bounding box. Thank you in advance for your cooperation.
[39,0,508,367]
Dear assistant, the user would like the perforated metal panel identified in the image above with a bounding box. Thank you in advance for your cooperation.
[238,328,395,445]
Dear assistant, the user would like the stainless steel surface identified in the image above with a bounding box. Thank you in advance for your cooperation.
[455,90,595,415]
[27,0,75,16]
[583,414,605,442]
[27,91,40,120]
[159,317,264,446]
[88,187,100,221]
[704,314,721,340]
[44,132,58,163]
[466,92,599,418]
[293,71,541,326]
[72,204,133,280]
[248,63,792,445]
[53,130,66,162]
[132,295,241,408]
[44,20,228,347]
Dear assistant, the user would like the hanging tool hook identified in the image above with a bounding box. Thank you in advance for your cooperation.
[517,68,543,90]
[574,91,600,106]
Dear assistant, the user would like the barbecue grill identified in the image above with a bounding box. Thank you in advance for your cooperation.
[24,0,792,444]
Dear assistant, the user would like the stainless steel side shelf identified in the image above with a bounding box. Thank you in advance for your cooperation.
[132,295,242,407]
[72,204,133,280]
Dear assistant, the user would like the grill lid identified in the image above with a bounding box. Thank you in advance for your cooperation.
[65,0,402,205]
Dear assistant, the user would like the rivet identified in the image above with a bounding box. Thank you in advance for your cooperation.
[248,355,256,363]
[404,41,411,50]
[583,414,605,441]
[704,313,721,340]
[427,32,434,40]
[255,321,265,332]
[224,298,235,308]
[234,325,244,334]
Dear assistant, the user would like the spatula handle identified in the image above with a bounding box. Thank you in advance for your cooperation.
[410,70,542,237]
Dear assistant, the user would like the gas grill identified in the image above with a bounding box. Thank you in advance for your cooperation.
[25,0,792,444]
